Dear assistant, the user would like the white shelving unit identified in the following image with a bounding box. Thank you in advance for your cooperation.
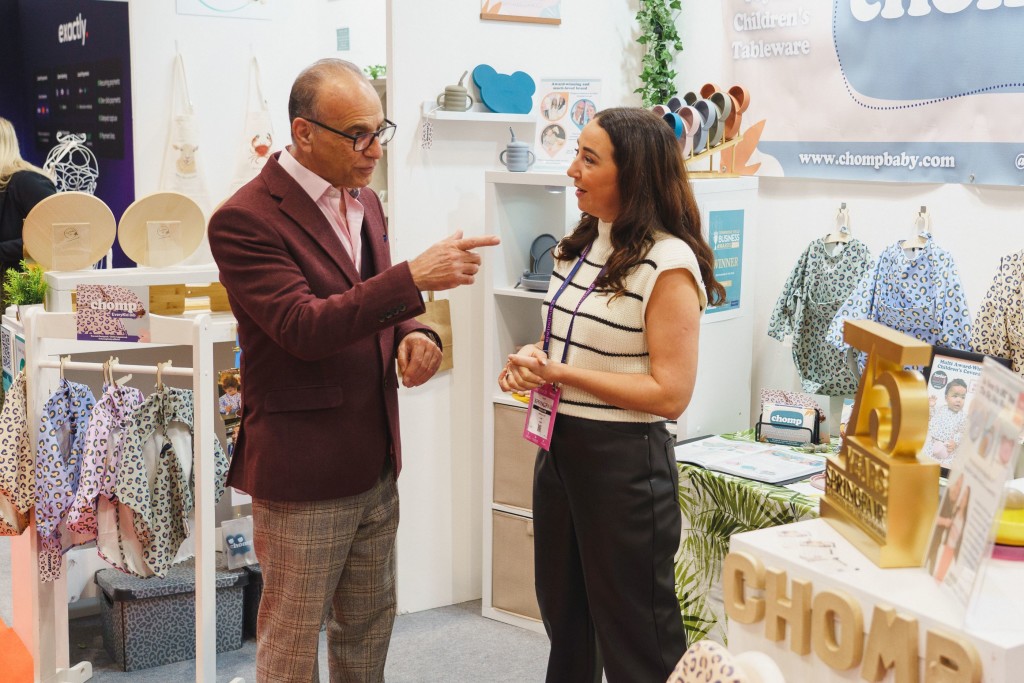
[480,171,760,633]
[481,170,575,633]
[7,306,240,683]
[420,100,534,123]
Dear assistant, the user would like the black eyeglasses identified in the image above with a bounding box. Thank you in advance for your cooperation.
[304,117,397,151]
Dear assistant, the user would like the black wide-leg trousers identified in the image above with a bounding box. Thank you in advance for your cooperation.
[533,414,687,683]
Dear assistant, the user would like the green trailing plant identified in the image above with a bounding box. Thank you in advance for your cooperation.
[3,260,48,307]
[364,64,387,80]
[635,0,684,107]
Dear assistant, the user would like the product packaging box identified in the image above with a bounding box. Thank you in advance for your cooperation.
[755,402,820,446]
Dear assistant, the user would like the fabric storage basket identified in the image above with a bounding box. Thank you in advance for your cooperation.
[491,510,541,621]
[95,556,248,671]
[492,404,536,510]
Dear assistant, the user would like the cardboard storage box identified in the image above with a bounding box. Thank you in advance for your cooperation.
[491,510,541,621]
[493,404,537,511]
[95,557,248,671]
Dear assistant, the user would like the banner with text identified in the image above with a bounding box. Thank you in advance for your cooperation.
[724,1,1024,186]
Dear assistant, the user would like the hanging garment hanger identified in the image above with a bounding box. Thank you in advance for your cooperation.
[155,360,172,391]
[59,355,70,381]
[903,206,931,250]
[823,203,852,244]
[103,356,132,388]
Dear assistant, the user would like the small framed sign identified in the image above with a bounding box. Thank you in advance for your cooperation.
[481,0,561,25]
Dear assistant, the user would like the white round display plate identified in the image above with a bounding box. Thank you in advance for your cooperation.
[118,192,205,267]
[23,192,116,271]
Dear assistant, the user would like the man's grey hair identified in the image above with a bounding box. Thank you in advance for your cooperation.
[288,59,369,124]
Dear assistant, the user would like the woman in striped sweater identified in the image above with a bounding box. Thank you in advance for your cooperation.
[499,107,726,683]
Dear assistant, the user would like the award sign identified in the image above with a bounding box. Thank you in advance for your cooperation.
[820,320,940,567]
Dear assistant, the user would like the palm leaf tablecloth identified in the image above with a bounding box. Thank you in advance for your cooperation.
[675,462,819,645]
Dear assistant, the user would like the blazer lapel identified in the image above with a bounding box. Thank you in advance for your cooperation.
[354,190,400,370]
[356,190,390,277]
[263,155,361,286]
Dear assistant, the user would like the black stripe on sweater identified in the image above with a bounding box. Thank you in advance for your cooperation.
[542,302,643,333]
[547,334,649,359]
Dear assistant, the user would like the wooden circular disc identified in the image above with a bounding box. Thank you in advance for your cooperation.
[118,192,206,267]
[23,192,116,271]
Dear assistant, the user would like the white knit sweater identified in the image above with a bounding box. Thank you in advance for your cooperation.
[541,220,708,423]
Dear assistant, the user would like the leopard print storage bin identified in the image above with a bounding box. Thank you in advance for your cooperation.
[95,557,248,671]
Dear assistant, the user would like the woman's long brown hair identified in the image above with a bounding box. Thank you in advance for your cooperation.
[557,107,726,307]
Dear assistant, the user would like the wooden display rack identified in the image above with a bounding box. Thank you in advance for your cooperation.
[686,134,743,179]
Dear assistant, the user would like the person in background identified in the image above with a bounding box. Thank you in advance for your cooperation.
[218,374,242,418]
[498,107,726,682]
[541,124,567,157]
[209,58,497,683]
[0,116,56,301]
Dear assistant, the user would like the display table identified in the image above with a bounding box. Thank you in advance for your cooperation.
[676,461,819,644]
[727,518,1024,682]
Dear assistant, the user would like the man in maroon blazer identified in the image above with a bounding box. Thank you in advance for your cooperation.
[208,59,498,682]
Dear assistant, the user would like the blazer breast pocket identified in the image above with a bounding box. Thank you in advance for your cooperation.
[264,385,344,413]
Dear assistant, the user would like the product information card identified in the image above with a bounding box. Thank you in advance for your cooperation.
[534,78,601,171]
[924,359,1024,611]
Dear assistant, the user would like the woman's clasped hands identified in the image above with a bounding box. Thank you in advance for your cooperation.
[497,343,556,394]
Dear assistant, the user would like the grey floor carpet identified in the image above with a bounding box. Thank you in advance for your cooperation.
[2,537,550,682]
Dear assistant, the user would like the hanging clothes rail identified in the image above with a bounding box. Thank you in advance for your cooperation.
[10,307,240,683]
[37,359,194,377]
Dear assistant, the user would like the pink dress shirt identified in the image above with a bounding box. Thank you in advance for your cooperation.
[278,147,365,271]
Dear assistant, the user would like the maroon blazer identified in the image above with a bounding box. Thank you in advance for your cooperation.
[208,154,429,501]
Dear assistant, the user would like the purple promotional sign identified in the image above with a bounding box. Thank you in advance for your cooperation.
[1,0,135,265]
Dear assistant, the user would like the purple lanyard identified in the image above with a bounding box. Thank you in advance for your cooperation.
[542,243,605,364]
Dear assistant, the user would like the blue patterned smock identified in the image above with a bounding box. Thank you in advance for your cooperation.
[827,239,971,356]
[768,238,873,395]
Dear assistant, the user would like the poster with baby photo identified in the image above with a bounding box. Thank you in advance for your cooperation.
[923,347,1011,469]
[534,78,601,171]
[923,358,1024,612]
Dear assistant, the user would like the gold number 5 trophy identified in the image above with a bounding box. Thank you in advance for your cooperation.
[821,320,940,567]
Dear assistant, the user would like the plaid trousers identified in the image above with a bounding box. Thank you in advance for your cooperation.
[252,468,399,683]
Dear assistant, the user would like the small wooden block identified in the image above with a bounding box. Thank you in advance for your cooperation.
[150,283,230,315]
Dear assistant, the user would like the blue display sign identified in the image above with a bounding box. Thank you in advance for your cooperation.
[707,209,744,316]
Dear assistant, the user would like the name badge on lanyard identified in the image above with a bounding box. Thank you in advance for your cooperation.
[523,383,560,449]
[522,243,604,451]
